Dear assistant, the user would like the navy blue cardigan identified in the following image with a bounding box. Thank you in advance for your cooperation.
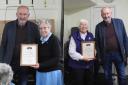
[38,34,63,72]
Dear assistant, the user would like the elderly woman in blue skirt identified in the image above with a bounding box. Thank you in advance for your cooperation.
[32,19,63,85]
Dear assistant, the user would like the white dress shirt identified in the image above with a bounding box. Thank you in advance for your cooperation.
[68,32,87,61]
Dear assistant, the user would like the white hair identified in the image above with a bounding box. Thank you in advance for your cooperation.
[0,63,13,84]
[39,19,52,29]
[79,19,88,25]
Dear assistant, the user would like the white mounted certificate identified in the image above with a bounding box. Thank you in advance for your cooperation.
[82,41,95,59]
[20,44,38,66]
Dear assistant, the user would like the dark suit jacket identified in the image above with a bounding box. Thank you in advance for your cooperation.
[95,18,128,63]
[0,20,40,64]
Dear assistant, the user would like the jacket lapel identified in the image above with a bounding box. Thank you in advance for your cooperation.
[101,21,106,44]
[112,19,120,42]
[11,20,17,45]
[26,22,32,43]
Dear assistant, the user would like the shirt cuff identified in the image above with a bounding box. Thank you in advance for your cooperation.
[79,55,84,60]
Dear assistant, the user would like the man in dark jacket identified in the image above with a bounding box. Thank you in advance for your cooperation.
[0,5,40,85]
[95,7,128,85]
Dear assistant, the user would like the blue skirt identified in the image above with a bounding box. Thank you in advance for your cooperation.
[36,70,63,85]
[10,82,15,85]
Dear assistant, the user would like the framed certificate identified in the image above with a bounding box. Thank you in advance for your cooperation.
[81,41,95,59]
[20,44,38,66]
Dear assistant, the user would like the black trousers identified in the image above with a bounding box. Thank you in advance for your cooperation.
[71,67,94,85]
[11,65,35,85]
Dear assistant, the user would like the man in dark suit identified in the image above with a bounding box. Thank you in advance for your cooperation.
[0,5,40,85]
[95,7,128,85]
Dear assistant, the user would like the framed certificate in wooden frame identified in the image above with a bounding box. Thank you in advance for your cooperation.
[20,44,38,66]
[81,41,95,59]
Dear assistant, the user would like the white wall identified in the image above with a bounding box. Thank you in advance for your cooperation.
[64,8,92,42]
[0,0,62,38]
[64,0,128,43]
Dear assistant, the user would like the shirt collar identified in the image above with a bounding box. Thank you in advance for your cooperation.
[40,32,52,44]
[80,32,87,40]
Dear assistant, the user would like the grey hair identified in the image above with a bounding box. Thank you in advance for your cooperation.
[17,5,30,14]
[0,63,13,84]
[39,19,52,29]
[101,7,112,13]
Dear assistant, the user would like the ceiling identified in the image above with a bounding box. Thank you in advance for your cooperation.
[64,0,96,14]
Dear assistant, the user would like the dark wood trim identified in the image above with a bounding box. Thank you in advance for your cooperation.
[60,0,64,47]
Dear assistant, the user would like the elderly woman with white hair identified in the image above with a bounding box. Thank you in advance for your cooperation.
[68,19,95,85]
[32,19,63,85]
[0,63,14,85]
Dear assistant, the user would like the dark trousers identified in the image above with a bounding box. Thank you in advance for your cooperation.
[71,67,94,85]
[94,59,101,84]
[103,52,126,85]
[12,67,29,85]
